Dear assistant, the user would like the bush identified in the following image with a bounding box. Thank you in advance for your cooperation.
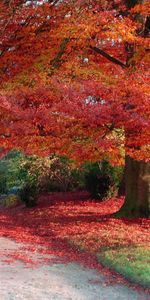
[3,194,20,207]
[84,161,123,200]
[19,183,37,207]
[70,168,85,191]
[21,156,83,193]
[0,176,7,194]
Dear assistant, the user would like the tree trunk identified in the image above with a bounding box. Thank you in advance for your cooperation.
[116,0,150,218]
[117,156,150,217]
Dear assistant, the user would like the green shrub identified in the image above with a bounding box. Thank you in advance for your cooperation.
[84,161,123,200]
[70,168,85,191]
[19,183,37,207]
[0,176,7,194]
[21,155,83,193]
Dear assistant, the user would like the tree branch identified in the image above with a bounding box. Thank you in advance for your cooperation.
[143,16,150,37]
[48,37,69,76]
[90,46,127,69]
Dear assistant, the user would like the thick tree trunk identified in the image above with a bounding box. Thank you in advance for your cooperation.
[116,0,150,218]
[117,156,150,217]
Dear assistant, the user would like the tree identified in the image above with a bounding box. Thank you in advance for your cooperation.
[115,0,150,217]
[0,0,150,216]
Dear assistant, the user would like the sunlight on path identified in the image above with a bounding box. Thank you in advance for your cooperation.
[0,237,149,300]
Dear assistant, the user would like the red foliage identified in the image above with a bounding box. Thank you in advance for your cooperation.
[0,193,150,291]
[0,0,149,162]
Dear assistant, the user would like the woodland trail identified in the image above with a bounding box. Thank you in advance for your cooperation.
[0,237,150,300]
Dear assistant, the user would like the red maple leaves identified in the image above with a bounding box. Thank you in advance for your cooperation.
[0,0,149,162]
[0,193,150,262]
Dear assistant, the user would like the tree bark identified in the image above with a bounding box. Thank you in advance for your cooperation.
[117,0,150,218]
[117,156,150,217]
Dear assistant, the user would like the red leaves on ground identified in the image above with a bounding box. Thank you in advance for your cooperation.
[0,193,150,251]
[0,192,150,291]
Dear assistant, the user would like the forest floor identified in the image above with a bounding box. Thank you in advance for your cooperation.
[0,192,150,299]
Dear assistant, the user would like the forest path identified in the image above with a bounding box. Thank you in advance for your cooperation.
[0,237,149,300]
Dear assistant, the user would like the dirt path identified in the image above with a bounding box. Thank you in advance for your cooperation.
[0,237,149,300]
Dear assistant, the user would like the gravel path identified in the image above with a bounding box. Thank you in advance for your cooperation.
[0,237,149,300]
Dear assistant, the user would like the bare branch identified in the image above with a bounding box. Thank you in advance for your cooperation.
[48,37,69,75]
[90,46,127,69]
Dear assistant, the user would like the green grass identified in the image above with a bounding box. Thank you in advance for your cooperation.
[97,246,150,288]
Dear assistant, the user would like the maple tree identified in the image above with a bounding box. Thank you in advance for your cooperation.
[0,0,150,216]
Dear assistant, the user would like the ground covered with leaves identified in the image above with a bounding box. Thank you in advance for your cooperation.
[0,192,150,291]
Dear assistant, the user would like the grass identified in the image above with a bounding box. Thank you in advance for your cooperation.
[97,246,150,288]
[66,238,150,288]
